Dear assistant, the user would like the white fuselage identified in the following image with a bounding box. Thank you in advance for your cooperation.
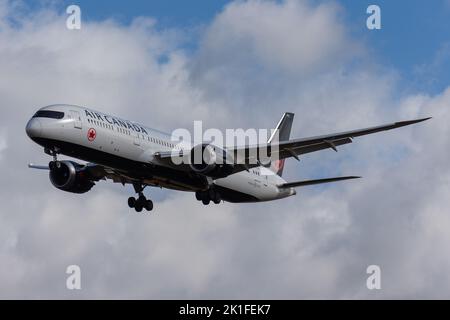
[26,105,295,202]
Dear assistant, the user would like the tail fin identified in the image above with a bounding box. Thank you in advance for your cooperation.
[268,112,294,177]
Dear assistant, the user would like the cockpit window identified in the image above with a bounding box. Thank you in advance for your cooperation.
[33,110,65,119]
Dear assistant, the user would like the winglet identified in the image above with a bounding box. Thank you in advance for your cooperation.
[396,117,432,127]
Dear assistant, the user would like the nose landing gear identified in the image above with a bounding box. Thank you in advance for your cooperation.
[45,147,60,162]
[128,183,153,213]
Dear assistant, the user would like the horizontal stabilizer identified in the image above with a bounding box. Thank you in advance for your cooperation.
[279,176,361,188]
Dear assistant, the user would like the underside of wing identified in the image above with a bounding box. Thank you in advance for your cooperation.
[84,163,137,184]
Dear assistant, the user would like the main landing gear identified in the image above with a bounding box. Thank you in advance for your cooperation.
[128,183,153,213]
[196,188,221,205]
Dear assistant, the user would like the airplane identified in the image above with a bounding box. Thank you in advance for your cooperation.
[25,104,430,212]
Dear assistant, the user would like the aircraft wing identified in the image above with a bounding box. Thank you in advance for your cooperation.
[150,117,431,175]
[228,117,431,172]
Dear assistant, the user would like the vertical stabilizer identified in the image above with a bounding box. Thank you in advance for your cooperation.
[268,112,294,177]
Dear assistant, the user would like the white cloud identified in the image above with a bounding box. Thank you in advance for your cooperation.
[0,0,448,299]
[197,0,359,74]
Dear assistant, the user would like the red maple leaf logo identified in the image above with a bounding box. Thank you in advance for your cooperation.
[87,128,96,142]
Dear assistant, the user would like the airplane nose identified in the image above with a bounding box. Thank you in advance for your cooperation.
[26,118,42,138]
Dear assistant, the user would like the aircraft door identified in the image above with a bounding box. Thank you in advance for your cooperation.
[133,132,140,146]
[70,110,82,129]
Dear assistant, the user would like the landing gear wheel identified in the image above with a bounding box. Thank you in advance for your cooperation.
[134,195,146,213]
[208,189,216,200]
[211,189,221,204]
[145,200,153,211]
[202,198,210,205]
[128,197,136,208]
[135,203,143,213]
[209,189,221,204]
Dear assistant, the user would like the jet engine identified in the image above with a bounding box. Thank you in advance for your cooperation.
[189,144,234,178]
[49,161,95,194]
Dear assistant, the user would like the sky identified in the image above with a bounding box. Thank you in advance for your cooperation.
[23,0,450,94]
[0,0,449,299]
[53,0,450,95]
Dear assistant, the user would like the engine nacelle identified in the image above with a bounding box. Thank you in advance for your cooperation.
[49,161,95,194]
[189,144,234,178]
